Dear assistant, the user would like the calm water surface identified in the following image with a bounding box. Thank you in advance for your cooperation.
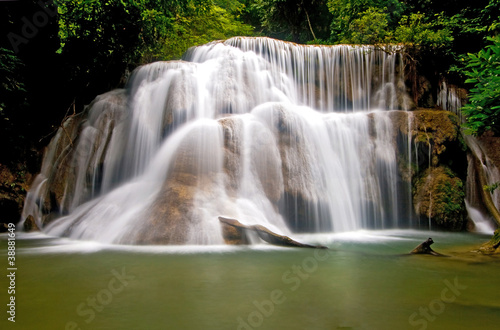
[1,230,499,330]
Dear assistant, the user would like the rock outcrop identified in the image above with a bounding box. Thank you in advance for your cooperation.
[390,110,468,230]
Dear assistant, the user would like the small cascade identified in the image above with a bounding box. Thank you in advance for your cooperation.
[465,136,500,232]
[465,200,495,234]
[437,79,467,122]
[22,37,414,245]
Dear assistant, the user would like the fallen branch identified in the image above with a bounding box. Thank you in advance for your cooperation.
[218,216,327,249]
[410,237,447,256]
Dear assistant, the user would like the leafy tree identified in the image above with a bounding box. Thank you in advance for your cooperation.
[56,0,145,113]
[327,0,403,44]
[461,36,500,136]
[348,7,391,44]
[56,0,254,106]
[249,0,331,43]
[160,2,254,59]
[393,12,453,50]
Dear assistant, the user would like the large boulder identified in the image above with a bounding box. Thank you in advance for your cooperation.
[131,123,225,244]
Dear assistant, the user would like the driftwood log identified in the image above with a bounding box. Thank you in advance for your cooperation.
[410,238,447,256]
[218,216,327,249]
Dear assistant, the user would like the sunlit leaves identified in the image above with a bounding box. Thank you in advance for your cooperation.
[393,12,453,49]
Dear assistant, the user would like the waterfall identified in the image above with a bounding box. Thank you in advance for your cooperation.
[22,37,413,244]
[465,136,499,233]
[437,79,467,122]
[437,79,498,233]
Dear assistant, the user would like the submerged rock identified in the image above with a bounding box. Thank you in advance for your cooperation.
[23,215,39,232]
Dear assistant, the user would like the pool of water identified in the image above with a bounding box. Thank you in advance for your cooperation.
[1,230,499,329]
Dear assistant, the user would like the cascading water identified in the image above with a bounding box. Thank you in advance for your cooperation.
[21,37,414,244]
[465,136,499,233]
[437,80,498,233]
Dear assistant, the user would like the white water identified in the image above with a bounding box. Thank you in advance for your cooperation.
[437,79,466,123]
[22,37,413,244]
[465,136,500,233]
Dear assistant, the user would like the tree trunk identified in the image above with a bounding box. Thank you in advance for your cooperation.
[218,216,327,248]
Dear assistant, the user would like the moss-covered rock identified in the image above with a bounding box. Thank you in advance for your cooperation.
[413,166,466,230]
[479,228,500,254]
[412,110,463,169]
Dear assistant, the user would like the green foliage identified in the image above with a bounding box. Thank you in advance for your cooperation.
[57,0,148,97]
[460,36,500,136]
[249,0,331,43]
[348,7,390,44]
[414,166,466,230]
[393,13,453,50]
[160,4,254,60]
[484,182,500,193]
[327,0,402,44]
[438,178,465,219]
[58,0,254,64]
[53,0,255,110]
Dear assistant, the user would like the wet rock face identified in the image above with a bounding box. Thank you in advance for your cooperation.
[31,91,128,227]
[131,123,225,244]
[133,173,198,244]
[265,106,329,232]
[220,117,243,196]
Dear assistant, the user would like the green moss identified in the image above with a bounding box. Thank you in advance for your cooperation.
[413,110,459,160]
[413,166,466,230]
[480,228,500,254]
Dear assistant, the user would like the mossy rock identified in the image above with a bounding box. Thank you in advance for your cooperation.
[480,228,500,254]
[413,166,466,230]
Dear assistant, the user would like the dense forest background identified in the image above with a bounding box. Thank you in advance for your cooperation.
[0,0,499,221]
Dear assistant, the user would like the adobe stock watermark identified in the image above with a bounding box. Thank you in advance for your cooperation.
[408,276,467,330]
[6,0,58,53]
[236,247,335,329]
[65,267,135,330]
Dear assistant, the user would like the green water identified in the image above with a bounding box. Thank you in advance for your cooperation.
[1,230,499,330]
